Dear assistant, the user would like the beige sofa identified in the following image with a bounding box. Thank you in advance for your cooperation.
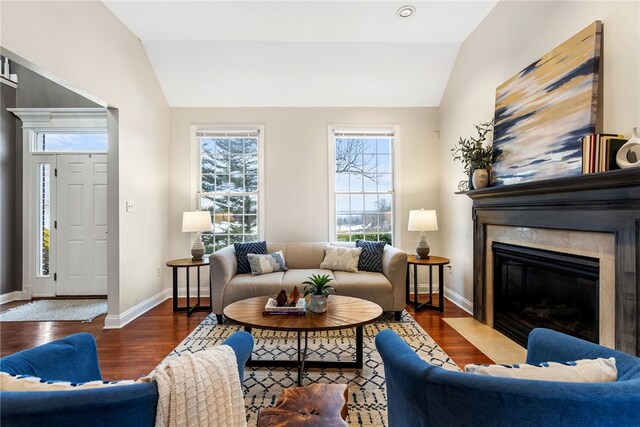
[210,242,407,322]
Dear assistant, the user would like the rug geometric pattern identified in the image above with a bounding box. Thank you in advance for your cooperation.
[167,311,459,426]
[0,299,107,322]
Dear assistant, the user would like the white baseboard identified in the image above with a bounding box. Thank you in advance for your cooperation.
[414,283,440,294]
[443,286,473,314]
[103,288,172,329]
[0,291,24,304]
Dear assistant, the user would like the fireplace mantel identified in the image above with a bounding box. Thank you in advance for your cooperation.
[466,168,640,355]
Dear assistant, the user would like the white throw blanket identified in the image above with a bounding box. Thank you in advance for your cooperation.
[143,345,247,427]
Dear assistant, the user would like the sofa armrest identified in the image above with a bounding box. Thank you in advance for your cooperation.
[210,245,238,314]
[527,328,639,364]
[377,329,640,427]
[223,331,254,381]
[526,328,640,377]
[375,329,437,426]
[382,245,407,312]
[0,333,102,383]
[0,382,158,427]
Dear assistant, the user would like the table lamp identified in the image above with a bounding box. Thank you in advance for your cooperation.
[408,209,438,259]
[182,211,213,261]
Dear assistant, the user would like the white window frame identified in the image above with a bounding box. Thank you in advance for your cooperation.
[327,125,401,247]
[192,125,266,253]
[32,130,108,154]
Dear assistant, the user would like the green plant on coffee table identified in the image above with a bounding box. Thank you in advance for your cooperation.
[302,274,336,298]
[451,120,497,176]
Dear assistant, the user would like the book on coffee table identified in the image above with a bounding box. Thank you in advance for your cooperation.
[264,298,306,315]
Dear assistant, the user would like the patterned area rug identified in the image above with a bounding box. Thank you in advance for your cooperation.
[167,311,459,426]
[0,299,107,322]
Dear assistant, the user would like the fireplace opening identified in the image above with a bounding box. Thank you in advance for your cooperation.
[492,242,599,347]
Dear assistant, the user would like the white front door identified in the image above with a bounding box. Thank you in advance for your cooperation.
[56,154,108,295]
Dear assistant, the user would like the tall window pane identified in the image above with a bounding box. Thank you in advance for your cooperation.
[199,132,260,253]
[333,131,394,244]
[37,164,51,277]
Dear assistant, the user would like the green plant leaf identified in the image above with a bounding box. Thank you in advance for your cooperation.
[302,275,336,296]
[451,120,497,175]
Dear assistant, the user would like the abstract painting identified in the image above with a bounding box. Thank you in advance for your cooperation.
[492,21,602,186]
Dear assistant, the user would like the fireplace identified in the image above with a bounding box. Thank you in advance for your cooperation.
[492,242,599,347]
[466,169,640,355]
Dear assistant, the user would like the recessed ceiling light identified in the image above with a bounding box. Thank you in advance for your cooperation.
[397,5,415,18]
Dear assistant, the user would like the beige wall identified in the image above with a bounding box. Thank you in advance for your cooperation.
[1,1,171,322]
[170,108,440,260]
[438,1,640,311]
[5,0,632,320]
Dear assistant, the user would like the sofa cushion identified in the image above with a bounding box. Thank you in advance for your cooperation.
[234,241,267,274]
[319,246,362,272]
[0,372,137,392]
[224,272,286,306]
[281,243,327,269]
[332,271,393,309]
[356,240,385,273]
[247,251,288,276]
[283,269,335,289]
[465,358,618,383]
[266,243,287,256]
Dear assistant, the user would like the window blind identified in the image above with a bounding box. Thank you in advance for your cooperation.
[333,130,395,138]
[196,130,260,138]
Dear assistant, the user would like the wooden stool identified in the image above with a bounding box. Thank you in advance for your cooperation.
[257,383,348,427]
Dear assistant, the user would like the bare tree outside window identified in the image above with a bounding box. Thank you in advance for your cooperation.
[334,134,394,244]
[335,138,377,180]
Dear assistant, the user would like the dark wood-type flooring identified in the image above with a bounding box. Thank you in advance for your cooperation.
[0,295,492,380]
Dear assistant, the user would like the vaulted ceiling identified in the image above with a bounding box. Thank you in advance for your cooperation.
[103,1,497,107]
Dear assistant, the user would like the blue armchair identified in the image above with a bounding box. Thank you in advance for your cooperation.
[1,331,254,427]
[376,328,640,427]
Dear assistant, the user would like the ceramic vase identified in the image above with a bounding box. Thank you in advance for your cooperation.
[309,295,328,313]
[472,169,489,189]
[616,127,640,169]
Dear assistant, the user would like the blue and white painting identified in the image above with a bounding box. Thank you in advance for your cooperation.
[492,21,602,186]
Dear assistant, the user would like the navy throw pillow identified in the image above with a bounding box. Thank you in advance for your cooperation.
[234,241,267,274]
[355,240,385,273]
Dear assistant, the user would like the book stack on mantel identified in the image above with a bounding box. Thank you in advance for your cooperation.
[582,133,627,174]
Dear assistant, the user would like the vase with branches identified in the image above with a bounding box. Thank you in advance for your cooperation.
[451,120,497,189]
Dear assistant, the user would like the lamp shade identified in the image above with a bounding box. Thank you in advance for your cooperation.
[182,211,212,233]
[408,209,438,232]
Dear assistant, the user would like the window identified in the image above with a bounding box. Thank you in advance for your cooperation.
[330,129,395,244]
[37,163,51,277]
[34,132,107,152]
[197,129,262,253]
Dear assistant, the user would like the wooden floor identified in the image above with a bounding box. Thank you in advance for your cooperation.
[0,295,492,380]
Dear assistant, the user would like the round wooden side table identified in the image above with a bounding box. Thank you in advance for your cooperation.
[166,257,212,317]
[406,255,451,312]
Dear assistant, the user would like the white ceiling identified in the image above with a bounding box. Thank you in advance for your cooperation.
[103,1,498,107]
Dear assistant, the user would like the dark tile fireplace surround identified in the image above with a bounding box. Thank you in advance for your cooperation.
[467,169,640,356]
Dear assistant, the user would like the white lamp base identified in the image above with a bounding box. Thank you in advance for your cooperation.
[191,232,205,261]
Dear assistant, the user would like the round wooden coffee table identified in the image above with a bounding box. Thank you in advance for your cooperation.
[223,295,383,385]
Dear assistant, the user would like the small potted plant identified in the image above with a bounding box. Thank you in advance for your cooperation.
[302,274,336,313]
[451,120,497,189]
